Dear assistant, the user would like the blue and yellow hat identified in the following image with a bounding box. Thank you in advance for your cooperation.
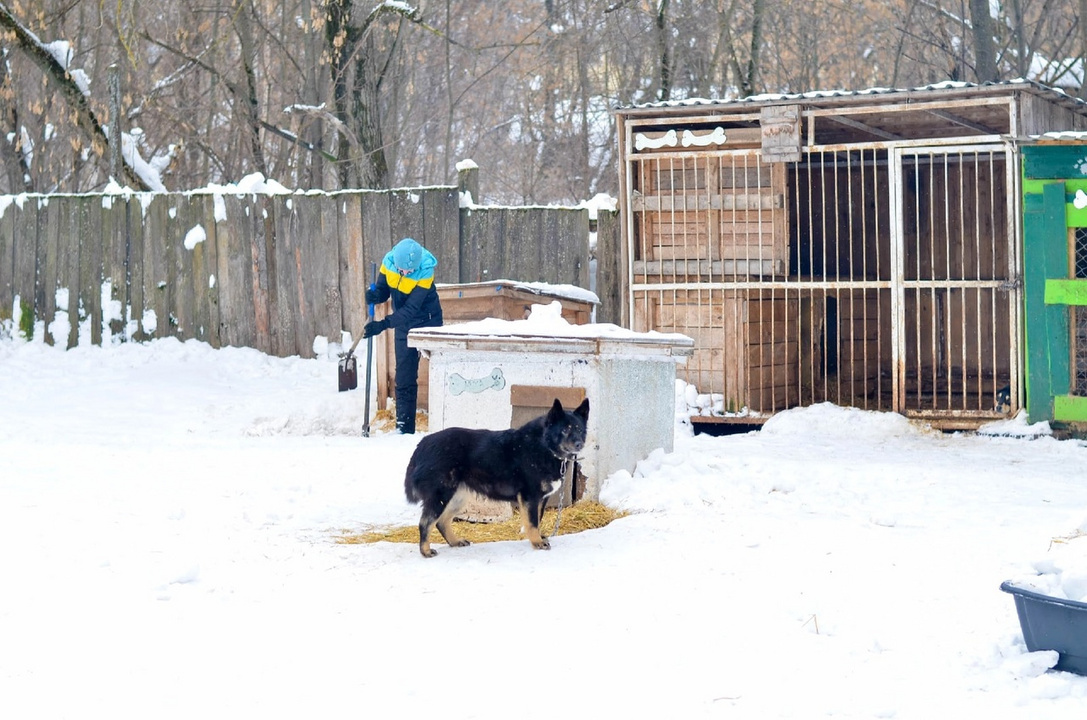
[393,238,422,274]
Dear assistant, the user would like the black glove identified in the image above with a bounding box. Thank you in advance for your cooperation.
[364,287,381,305]
[363,319,389,338]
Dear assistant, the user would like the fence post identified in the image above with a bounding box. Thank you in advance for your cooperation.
[457,160,479,204]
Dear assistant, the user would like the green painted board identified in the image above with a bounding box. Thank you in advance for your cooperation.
[1023,145,1087,180]
[1045,279,1087,306]
[1023,181,1071,422]
[1055,395,1087,423]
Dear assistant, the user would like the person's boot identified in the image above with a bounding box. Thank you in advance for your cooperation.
[395,386,417,434]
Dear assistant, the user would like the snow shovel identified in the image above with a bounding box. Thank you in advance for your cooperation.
[338,336,362,392]
[338,262,379,394]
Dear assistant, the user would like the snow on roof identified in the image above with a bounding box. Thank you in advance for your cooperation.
[439,279,599,305]
[1038,131,1087,142]
[615,79,1087,113]
[414,299,690,347]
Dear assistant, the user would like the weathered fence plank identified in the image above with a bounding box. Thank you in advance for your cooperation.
[218,195,256,350]
[175,197,198,341]
[255,196,278,356]
[460,208,503,284]
[60,199,80,348]
[272,195,300,355]
[316,193,343,349]
[0,199,13,325]
[187,195,218,345]
[101,196,125,340]
[422,188,460,284]
[79,198,104,346]
[13,198,37,334]
[143,195,169,340]
[38,198,60,344]
[338,193,366,342]
[127,196,148,341]
[388,190,425,257]
[595,209,621,325]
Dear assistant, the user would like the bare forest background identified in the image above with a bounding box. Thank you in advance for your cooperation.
[0,0,1084,204]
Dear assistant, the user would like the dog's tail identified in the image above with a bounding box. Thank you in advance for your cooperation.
[404,464,421,504]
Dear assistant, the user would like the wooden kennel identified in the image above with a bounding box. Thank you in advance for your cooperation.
[615,81,1087,429]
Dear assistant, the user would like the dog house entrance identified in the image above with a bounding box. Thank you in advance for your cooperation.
[628,140,1021,426]
[511,384,586,505]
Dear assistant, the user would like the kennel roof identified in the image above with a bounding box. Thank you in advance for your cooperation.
[613,80,1087,146]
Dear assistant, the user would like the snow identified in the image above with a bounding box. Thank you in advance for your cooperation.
[183,224,207,250]
[3,330,1087,719]
[419,300,690,347]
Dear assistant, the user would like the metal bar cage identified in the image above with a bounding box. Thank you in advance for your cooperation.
[626,139,1020,423]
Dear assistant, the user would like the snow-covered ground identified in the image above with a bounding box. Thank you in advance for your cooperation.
[3,335,1087,719]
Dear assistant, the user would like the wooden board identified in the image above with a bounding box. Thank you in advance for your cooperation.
[13,198,37,334]
[316,193,343,348]
[338,193,366,342]
[634,153,788,276]
[38,198,61,344]
[216,194,256,350]
[77,197,103,346]
[61,198,81,348]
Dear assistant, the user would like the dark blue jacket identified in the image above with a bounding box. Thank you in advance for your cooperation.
[370,246,443,335]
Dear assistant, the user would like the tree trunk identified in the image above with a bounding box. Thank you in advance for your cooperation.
[969,0,999,82]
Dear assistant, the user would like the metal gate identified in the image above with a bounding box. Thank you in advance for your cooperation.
[890,144,1021,423]
[628,140,1021,426]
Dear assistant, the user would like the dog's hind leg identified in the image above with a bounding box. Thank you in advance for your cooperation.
[434,487,471,550]
[516,494,550,550]
[417,502,442,558]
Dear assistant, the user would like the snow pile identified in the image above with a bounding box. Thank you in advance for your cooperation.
[761,401,931,440]
[979,410,1053,438]
[1007,518,1087,603]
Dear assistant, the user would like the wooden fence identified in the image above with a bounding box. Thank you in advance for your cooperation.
[0,186,620,356]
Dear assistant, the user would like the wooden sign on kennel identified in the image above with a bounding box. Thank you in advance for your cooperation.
[615,81,1087,429]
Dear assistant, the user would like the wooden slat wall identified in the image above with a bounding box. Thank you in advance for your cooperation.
[0,187,603,359]
[459,206,589,288]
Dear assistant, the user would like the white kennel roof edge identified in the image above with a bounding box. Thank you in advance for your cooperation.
[409,329,694,358]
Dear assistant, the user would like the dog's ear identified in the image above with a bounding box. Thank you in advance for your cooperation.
[575,397,589,421]
[547,398,564,423]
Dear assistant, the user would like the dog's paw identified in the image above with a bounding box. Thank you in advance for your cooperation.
[449,539,471,548]
[421,547,438,558]
[532,538,551,550]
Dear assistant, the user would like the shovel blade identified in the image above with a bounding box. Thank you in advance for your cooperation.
[338,355,358,392]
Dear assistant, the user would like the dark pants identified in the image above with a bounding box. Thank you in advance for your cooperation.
[393,331,420,434]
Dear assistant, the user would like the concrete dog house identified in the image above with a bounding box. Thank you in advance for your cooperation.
[409,302,694,504]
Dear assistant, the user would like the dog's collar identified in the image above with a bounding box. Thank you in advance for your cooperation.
[555,453,579,478]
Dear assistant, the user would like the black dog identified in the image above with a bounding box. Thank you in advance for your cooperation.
[404,398,589,558]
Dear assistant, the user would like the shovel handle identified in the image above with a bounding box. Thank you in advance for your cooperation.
[367,261,378,319]
[348,262,380,358]
[362,260,378,437]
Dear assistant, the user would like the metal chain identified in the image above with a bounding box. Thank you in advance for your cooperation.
[552,456,570,538]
